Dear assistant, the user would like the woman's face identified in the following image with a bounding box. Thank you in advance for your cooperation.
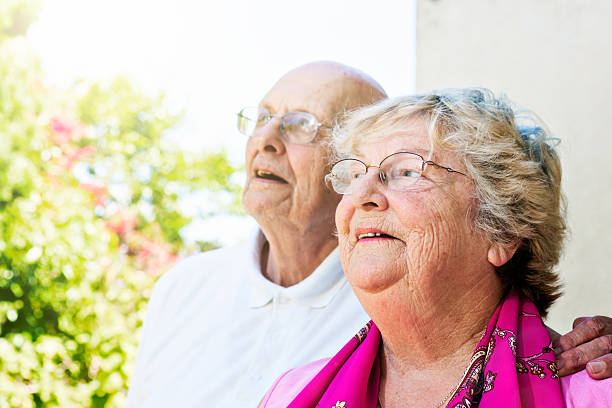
[335,120,495,299]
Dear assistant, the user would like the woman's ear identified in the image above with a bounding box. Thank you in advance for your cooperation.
[487,241,519,267]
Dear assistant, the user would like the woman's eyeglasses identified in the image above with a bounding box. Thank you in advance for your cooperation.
[327,151,469,195]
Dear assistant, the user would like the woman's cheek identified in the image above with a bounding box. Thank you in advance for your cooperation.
[334,197,353,236]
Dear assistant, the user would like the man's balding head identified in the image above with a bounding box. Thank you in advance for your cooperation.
[263,61,387,126]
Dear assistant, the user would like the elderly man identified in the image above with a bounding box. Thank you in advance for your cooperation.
[127,61,612,407]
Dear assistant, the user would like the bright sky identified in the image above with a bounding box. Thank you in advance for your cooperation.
[28,0,416,245]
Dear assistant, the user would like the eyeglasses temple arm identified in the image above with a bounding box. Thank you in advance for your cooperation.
[424,161,469,178]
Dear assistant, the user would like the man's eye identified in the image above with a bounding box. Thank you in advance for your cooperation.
[285,116,311,129]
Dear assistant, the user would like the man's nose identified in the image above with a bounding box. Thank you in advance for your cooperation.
[252,118,286,154]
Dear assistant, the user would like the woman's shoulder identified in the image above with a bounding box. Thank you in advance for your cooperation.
[562,369,612,408]
[260,358,331,408]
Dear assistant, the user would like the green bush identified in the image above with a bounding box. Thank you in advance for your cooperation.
[0,2,242,406]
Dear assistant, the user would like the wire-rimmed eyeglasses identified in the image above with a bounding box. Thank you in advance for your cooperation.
[326,151,469,195]
[237,106,332,144]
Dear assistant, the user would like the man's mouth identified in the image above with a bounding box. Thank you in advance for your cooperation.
[255,169,288,183]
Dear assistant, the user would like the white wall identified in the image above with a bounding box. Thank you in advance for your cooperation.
[416,0,612,330]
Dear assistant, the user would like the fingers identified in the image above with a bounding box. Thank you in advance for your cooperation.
[557,335,612,377]
[557,316,612,353]
[555,316,612,378]
[572,316,589,329]
[587,354,612,380]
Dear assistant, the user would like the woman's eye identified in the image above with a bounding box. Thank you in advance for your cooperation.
[400,169,420,177]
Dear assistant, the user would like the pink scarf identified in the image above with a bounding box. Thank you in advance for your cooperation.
[288,290,564,408]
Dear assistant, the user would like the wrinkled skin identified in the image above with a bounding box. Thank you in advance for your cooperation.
[336,124,506,307]
[335,119,612,381]
[242,61,385,287]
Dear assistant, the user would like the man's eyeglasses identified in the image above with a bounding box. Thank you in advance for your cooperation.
[237,106,332,144]
[326,151,469,195]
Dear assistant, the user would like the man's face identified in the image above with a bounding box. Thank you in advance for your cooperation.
[242,68,345,233]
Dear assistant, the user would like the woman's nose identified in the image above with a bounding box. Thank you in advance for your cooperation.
[349,168,388,210]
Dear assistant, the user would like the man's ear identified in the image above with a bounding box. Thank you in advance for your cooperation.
[487,241,519,267]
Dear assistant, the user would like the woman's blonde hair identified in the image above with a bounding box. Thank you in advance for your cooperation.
[331,88,566,316]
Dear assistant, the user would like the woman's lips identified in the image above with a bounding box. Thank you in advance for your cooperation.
[355,228,398,242]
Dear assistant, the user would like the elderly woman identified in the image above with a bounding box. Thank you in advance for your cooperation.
[261,88,612,407]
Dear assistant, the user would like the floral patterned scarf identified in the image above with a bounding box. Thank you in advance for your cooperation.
[287,290,564,408]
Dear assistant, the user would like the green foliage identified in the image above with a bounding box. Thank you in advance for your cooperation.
[0,3,243,406]
[0,0,39,39]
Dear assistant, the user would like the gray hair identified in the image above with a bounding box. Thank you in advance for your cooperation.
[331,88,566,316]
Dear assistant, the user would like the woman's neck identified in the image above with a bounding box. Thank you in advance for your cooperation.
[368,277,504,408]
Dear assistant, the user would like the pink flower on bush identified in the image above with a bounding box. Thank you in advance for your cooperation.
[80,180,108,206]
[136,239,177,276]
[105,209,138,237]
[59,145,97,170]
[49,116,85,145]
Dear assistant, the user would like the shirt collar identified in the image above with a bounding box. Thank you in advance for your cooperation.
[247,229,346,309]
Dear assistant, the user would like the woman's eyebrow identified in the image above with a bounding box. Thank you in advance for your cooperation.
[350,148,433,160]
[397,147,431,155]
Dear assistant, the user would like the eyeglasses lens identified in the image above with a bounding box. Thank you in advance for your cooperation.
[329,159,366,194]
[330,153,425,194]
[237,107,260,136]
[381,153,423,191]
[237,107,320,144]
[281,112,318,143]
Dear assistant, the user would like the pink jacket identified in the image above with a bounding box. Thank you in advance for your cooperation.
[261,358,612,408]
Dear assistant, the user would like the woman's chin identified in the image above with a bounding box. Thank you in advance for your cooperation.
[345,259,404,294]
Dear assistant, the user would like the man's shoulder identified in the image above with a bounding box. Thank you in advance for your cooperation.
[163,241,251,280]
[152,240,254,300]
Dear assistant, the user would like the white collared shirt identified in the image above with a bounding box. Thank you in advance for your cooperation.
[126,230,368,407]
